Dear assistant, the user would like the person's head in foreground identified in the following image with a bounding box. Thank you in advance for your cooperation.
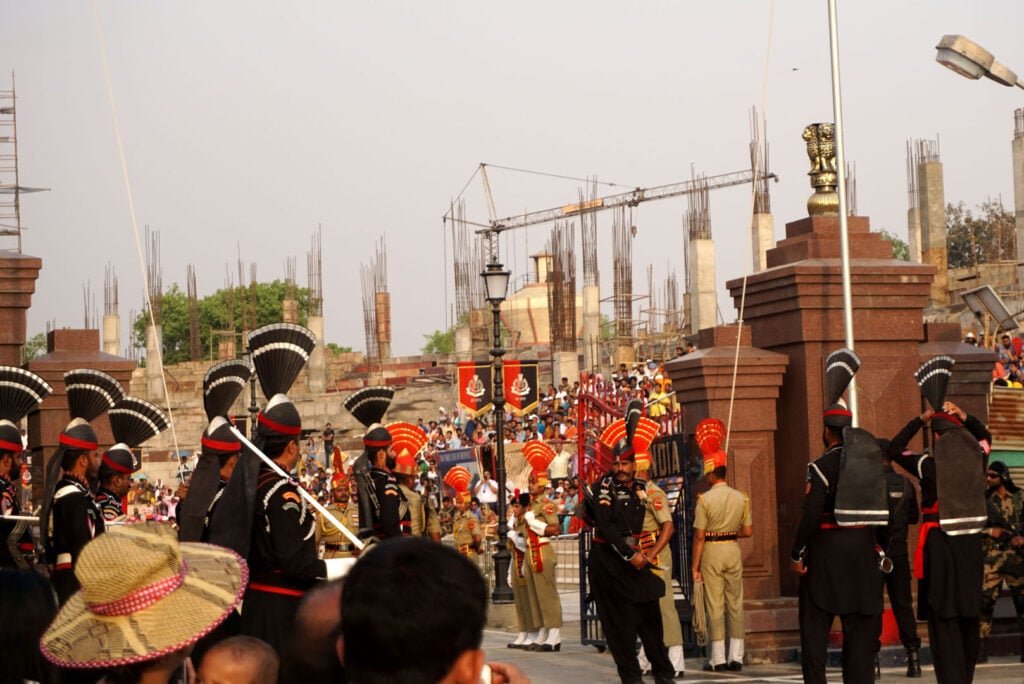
[339,537,487,683]
[40,523,247,684]
[198,635,278,684]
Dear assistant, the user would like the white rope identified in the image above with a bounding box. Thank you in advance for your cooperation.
[725,0,776,454]
[91,2,182,476]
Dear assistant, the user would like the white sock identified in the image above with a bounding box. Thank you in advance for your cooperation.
[511,632,527,645]
[637,645,651,671]
[535,627,548,645]
[728,638,744,664]
[710,640,726,666]
[669,644,685,672]
[524,630,540,645]
[545,627,561,645]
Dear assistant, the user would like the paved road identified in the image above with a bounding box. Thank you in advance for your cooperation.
[481,629,1023,683]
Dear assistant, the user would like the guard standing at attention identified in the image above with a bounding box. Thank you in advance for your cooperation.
[447,466,481,561]
[979,461,1023,662]
[390,421,439,539]
[506,490,541,650]
[523,440,563,652]
[633,442,684,677]
[0,367,51,570]
[317,472,359,559]
[887,357,990,681]
[178,359,252,544]
[791,349,885,684]
[585,399,675,684]
[95,396,169,522]
[42,369,125,604]
[692,417,753,673]
[874,438,922,677]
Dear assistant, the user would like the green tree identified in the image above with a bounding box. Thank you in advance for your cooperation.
[878,229,910,261]
[133,280,313,364]
[422,326,456,354]
[21,332,46,363]
[946,199,1015,269]
[326,343,353,355]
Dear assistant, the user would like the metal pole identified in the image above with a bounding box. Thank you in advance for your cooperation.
[827,0,858,425]
[490,298,513,604]
[245,346,259,439]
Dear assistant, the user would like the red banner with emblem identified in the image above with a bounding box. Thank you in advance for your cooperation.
[503,359,539,417]
[457,361,493,418]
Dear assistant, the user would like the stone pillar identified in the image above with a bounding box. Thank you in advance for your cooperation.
[26,329,135,505]
[907,205,922,263]
[281,299,298,324]
[145,324,165,402]
[102,314,119,356]
[1013,109,1024,287]
[688,237,717,334]
[306,315,327,394]
[0,250,42,365]
[455,325,472,360]
[582,284,600,372]
[726,214,935,595]
[751,212,774,273]
[551,351,578,388]
[917,160,948,305]
[374,292,392,359]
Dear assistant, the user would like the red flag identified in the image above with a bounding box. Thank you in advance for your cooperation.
[458,362,493,418]
[503,360,539,417]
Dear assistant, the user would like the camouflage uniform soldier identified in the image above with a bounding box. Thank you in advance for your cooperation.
[979,461,1024,662]
[635,450,684,676]
[316,473,359,559]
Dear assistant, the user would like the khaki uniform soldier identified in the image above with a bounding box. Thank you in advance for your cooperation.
[692,418,753,672]
[506,491,541,649]
[635,451,684,676]
[523,441,563,652]
[446,466,480,560]
[390,423,437,539]
[316,473,359,559]
[979,461,1024,660]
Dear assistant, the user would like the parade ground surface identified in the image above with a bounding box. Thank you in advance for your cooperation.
[480,593,1023,683]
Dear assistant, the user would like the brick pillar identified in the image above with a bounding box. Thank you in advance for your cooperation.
[0,249,42,365]
[726,214,936,596]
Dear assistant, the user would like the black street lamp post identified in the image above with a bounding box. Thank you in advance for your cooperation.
[482,260,513,604]
[243,346,259,439]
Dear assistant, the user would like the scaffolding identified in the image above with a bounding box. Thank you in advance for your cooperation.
[0,73,49,253]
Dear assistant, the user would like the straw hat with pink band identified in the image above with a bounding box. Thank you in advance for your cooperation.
[41,523,247,669]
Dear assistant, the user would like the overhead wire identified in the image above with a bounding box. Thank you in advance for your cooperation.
[91,1,183,477]
[724,0,776,454]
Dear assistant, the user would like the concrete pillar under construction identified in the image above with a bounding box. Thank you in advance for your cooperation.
[102,314,119,356]
[581,284,600,372]
[1013,108,1024,287]
[751,213,774,273]
[907,205,922,263]
[306,315,326,394]
[917,160,948,305]
[145,324,165,402]
[552,351,579,388]
[688,238,717,334]
[374,292,392,359]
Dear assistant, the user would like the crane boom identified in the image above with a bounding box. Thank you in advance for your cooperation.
[481,168,777,234]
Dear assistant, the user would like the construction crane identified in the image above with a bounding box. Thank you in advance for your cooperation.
[446,163,778,261]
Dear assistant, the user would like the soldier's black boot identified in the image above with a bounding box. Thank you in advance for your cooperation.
[874,653,881,680]
[976,638,988,664]
[905,647,921,678]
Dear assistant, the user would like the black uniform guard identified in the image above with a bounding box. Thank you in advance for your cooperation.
[95,396,169,523]
[227,324,325,654]
[344,386,409,541]
[791,349,883,684]
[178,359,252,544]
[875,438,922,677]
[887,356,991,684]
[42,369,124,604]
[586,400,674,684]
[0,366,51,570]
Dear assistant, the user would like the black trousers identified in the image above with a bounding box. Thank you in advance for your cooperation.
[590,565,673,683]
[874,554,921,651]
[928,615,978,684]
[799,580,880,684]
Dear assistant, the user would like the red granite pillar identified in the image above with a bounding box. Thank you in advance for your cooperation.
[726,215,936,595]
[0,249,42,365]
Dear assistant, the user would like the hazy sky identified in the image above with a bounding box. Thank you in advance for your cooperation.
[2,1,1022,358]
